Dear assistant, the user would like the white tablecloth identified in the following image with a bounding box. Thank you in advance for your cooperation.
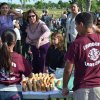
[22,90,73,99]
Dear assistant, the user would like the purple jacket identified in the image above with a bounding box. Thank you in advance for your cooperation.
[0,15,14,36]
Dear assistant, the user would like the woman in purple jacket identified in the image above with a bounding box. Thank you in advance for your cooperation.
[25,9,51,73]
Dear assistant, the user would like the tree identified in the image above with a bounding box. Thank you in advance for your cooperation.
[34,1,44,9]
[69,0,93,12]
[86,0,92,12]
[91,0,98,11]
[20,0,30,8]
[58,0,63,8]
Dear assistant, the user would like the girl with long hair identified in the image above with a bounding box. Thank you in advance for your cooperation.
[45,33,66,73]
[0,29,32,100]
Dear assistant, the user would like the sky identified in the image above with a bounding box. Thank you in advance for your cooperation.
[0,0,69,4]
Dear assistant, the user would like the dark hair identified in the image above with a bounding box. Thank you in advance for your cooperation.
[26,9,39,23]
[71,2,79,7]
[89,12,97,25]
[75,12,93,28]
[71,2,80,12]
[0,29,17,72]
[63,11,67,14]
[0,2,9,15]
[0,2,9,8]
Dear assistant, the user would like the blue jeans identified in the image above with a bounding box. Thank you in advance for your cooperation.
[0,91,23,100]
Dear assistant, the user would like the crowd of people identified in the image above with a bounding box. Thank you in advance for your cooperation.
[0,2,100,100]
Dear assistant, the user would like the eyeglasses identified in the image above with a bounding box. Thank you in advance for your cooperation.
[28,15,36,18]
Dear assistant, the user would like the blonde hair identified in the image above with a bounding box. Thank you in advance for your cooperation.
[51,33,65,51]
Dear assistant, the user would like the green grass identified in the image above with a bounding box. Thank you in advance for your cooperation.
[36,9,67,19]
[24,8,67,19]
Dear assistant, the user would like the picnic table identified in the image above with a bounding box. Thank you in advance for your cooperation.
[23,70,74,100]
[22,90,73,100]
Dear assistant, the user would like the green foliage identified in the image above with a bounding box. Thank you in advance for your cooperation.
[9,0,100,12]
[91,0,98,12]
[34,1,43,9]
[20,0,30,3]
[9,3,22,8]
[25,4,34,9]
[68,0,100,12]
[76,0,86,11]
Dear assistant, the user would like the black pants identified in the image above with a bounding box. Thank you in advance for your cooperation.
[14,40,21,54]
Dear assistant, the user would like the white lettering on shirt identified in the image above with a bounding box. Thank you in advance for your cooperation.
[85,60,100,67]
[12,62,16,67]
[0,62,17,81]
[83,42,100,67]
[88,48,100,61]
[83,42,100,50]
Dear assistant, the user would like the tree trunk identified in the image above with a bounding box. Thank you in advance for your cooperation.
[86,0,92,12]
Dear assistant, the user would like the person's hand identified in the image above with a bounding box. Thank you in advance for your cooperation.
[36,41,40,49]
[8,8,23,18]
[62,87,69,96]
[36,37,43,48]
[28,50,32,54]
[8,9,16,14]
[43,67,48,73]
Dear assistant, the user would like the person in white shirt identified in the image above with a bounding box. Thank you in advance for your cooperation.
[66,2,80,48]
[13,20,21,54]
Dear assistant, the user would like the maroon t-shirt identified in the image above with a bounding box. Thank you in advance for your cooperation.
[65,33,100,91]
[0,52,32,85]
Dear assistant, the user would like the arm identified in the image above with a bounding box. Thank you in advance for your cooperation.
[40,23,51,40]
[26,22,51,44]
[21,56,33,77]
[9,9,23,19]
[44,48,50,73]
[92,25,100,34]
[37,23,51,48]
[62,60,74,96]
[59,50,66,68]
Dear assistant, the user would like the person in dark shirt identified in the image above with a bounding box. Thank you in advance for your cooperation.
[20,12,32,63]
[0,29,32,100]
[45,33,66,73]
[62,12,100,100]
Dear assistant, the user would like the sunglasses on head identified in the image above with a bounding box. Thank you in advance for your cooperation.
[28,15,36,18]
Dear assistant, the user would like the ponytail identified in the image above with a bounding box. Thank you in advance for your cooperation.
[0,29,17,72]
[0,42,11,71]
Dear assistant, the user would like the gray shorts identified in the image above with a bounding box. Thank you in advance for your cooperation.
[73,87,100,100]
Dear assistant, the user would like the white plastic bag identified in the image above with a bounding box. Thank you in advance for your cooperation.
[55,68,64,79]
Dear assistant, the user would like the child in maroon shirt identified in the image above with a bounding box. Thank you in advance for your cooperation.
[0,29,32,100]
[62,12,100,100]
